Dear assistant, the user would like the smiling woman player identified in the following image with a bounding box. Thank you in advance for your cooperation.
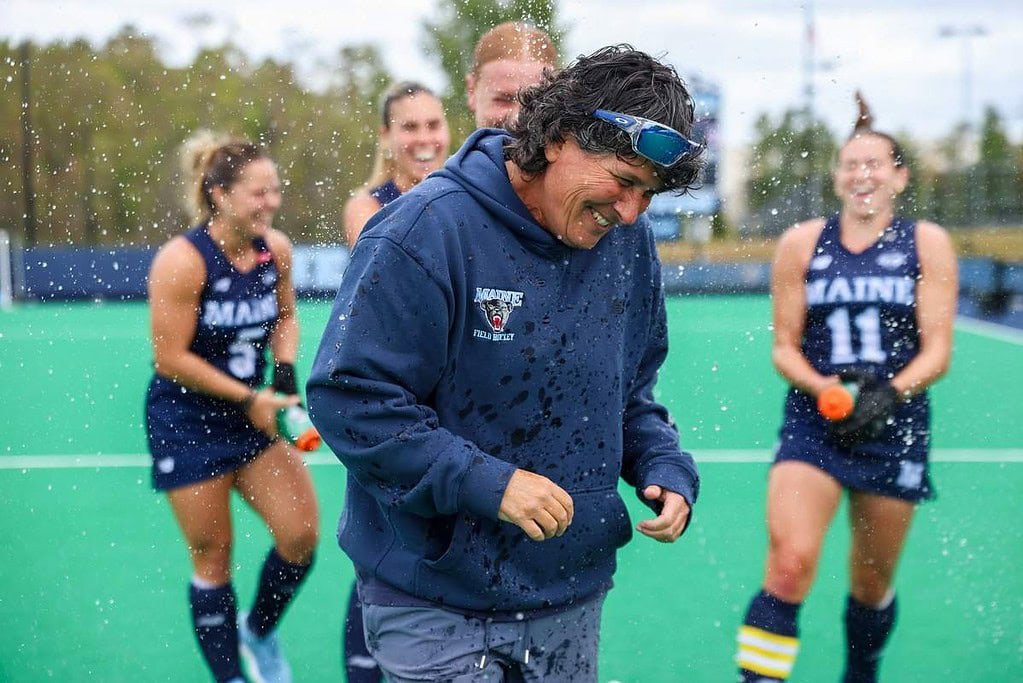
[342,82,450,248]
[145,131,319,683]
[734,93,958,683]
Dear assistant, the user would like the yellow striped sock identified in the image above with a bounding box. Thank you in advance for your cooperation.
[737,624,800,680]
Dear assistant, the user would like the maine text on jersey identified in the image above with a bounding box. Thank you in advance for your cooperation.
[202,293,278,327]
[806,275,915,306]
[474,287,524,306]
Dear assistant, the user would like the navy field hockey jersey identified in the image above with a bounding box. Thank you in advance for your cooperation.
[184,225,278,384]
[154,225,279,394]
[803,215,920,377]
[785,215,929,439]
[307,129,699,614]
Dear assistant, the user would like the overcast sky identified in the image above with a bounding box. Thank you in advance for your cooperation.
[3,0,1021,148]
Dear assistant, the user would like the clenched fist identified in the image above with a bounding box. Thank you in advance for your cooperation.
[498,470,574,541]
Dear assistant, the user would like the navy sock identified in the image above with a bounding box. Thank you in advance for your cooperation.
[247,548,313,638]
[344,582,382,682]
[737,590,802,682]
[843,593,897,683]
[189,581,242,682]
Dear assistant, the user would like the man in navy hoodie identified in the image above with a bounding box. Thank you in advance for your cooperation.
[308,45,703,681]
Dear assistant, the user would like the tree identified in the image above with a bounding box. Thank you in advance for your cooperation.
[745,109,837,234]
[975,106,1022,224]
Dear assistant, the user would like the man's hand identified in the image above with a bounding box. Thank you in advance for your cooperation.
[636,486,691,542]
[498,470,574,541]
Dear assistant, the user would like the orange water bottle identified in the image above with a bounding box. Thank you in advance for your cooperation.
[276,402,321,451]
[817,382,859,421]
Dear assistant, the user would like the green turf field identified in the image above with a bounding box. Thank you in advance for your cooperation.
[1,297,1021,681]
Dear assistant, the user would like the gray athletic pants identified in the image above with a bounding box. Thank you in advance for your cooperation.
[362,594,605,682]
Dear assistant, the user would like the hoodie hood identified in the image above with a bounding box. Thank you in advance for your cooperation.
[434,128,566,257]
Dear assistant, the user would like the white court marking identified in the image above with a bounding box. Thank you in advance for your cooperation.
[1,449,1021,470]
[955,317,1023,346]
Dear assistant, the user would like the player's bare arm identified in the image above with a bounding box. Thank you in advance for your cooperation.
[342,192,382,248]
[266,228,299,366]
[771,219,836,396]
[890,221,958,397]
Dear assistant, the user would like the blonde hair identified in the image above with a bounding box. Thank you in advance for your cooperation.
[471,22,558,75]
[180,130,268,222]
[363,82,439,190]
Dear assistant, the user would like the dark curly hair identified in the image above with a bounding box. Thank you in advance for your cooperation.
[506,44,702,194]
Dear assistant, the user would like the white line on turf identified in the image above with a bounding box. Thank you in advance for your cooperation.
[1,449,1021,470]
[955,317,1023,345]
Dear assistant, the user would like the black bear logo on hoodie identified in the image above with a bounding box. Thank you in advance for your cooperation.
[480,298,514,332]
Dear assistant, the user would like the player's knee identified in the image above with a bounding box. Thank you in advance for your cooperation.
[187,535,233,576]
[850,563,893,604]
[766,540,820,595]
[188,534,232,559]
[277,524,319,563]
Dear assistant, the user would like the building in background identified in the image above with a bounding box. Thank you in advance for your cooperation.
[647,76,721,246]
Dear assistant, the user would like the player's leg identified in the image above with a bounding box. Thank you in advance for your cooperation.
[236,440,319,633]
[344,581,383,682]
[233,440,319,682]
[842,490,915,683]
[737,461,843,682]
[167,473,243,682]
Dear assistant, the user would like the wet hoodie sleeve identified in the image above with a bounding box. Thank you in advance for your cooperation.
[621,258,700,512]
[306,234,517,520]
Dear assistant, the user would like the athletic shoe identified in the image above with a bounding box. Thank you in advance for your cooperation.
[237,611,292,683]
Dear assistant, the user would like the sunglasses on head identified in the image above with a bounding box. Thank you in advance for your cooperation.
[592,109,703,167]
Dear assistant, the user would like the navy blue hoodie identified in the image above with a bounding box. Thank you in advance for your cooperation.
[307,129,699,613]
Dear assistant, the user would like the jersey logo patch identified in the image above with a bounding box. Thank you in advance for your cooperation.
[262,271,278,287]
[876,252,907,269]
[213,277,232,293]
[810,254,833,270]
[481,298,514,332]
[473,287,524,341]
[897,461,924,490]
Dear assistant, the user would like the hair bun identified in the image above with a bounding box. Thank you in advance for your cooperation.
[853,90,874,134]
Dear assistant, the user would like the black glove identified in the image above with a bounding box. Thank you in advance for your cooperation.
[828,371,900,447]
[272,361,299,396]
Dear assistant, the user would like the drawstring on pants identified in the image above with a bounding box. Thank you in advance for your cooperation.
[476,616,533,669]
[476,618,493,669]
[513,616,532,665]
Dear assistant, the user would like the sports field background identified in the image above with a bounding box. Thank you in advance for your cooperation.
[1,296,1021,681]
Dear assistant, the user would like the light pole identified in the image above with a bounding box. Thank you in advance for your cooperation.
[938,24,987,129]
[938,24,987,224]
[802,0,818,218]
[802,0,835,218]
